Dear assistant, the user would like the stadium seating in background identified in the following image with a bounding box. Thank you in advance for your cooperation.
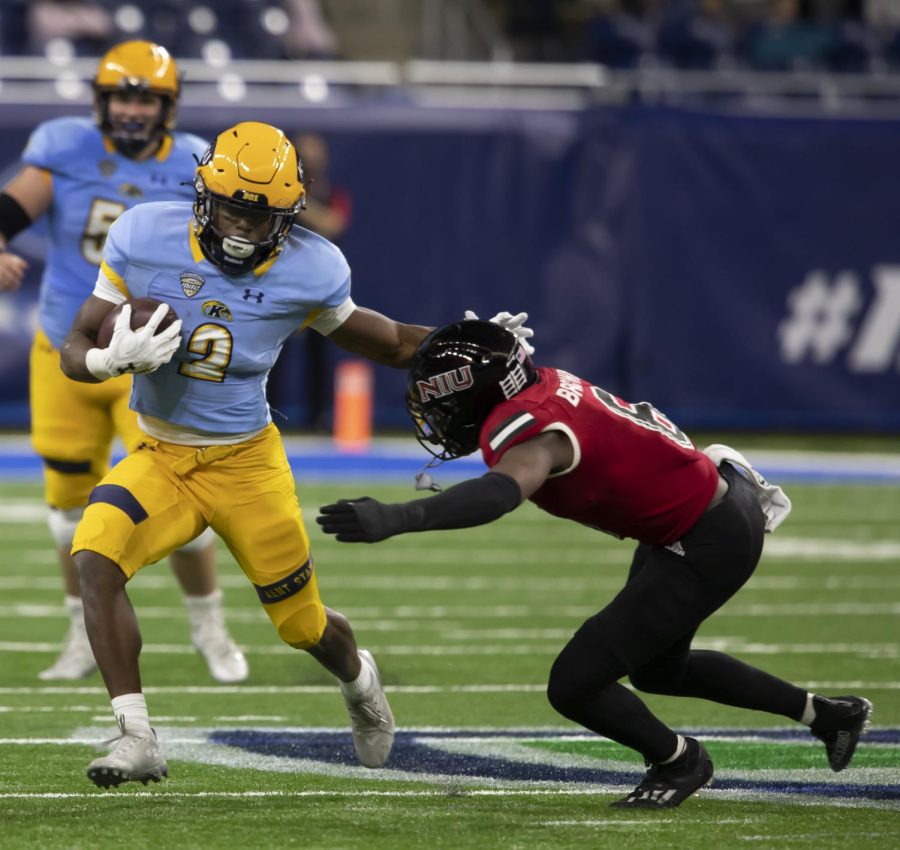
[0,0,338,61]
[657,0,737,71]
[825,18,883,73]
[3,1,900,74]
[585,0,658,69]
[0,0,30,57]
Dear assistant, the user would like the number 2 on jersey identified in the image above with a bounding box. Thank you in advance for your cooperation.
[178,323,233,382]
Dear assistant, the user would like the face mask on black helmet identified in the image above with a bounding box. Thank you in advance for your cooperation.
[193,122,306,275]
[92,40,179,158]
[407,320,538,460]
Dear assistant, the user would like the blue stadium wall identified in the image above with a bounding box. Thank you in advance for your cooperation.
[2,100,899,432]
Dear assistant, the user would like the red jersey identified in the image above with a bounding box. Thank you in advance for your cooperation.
[478,368,719,546]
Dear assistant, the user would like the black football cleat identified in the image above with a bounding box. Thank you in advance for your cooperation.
[611,737,713,809]
[809,695,873,772]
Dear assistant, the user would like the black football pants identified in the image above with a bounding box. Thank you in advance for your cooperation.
[545,463,808,764]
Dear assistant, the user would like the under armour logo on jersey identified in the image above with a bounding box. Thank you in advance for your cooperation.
[243,289,265,303]
[417,366,474,401]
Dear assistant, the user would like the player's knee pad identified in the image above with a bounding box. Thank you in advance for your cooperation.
[273,600,326,650]
[47,506,85,550]
[175,525,216,554]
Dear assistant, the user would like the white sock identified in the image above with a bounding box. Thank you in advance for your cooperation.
[800,692,817,726]
[340,653,373,698]
[111,692,152,735]
[660,735,687,765]
[183,589,223,630]
[64,594,85,625]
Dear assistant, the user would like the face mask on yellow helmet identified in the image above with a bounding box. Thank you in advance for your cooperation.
[93,40,180,158]
[193,122,306,275]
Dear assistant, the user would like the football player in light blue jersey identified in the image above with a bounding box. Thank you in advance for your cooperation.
[98,201,354,434]
[60,120,534,788]
[0,41,247,685]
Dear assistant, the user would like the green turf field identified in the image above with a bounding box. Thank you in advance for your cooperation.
[0,478,897,848]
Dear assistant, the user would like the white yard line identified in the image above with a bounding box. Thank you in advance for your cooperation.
[0,600,898,620]
[1,638,898,658]
[0,681,898,696]
[3,573,900,592]
[0,785,895,811]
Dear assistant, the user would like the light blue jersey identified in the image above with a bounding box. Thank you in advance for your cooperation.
[22,117,207,348]
[101,201,351,434]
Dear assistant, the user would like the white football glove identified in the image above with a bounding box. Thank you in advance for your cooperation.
[86,303,183,381]
[463,309,535,356]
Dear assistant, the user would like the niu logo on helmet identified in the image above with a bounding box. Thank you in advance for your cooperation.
[417,366,474,401]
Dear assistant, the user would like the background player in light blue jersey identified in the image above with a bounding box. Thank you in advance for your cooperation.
[59,120,533,788]
[0,41,247,684]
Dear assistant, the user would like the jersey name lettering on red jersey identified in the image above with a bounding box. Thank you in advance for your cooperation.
[555,370,584,407]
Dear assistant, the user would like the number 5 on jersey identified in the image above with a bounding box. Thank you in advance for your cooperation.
[81,199,127,265]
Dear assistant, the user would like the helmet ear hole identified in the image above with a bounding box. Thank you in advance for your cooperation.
[406,320,537,460]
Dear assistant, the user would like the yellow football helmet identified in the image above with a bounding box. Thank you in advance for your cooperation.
[193,122,306,275]
[93,40,180,157]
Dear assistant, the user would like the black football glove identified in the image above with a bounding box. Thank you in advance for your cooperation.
[316,497,408,543]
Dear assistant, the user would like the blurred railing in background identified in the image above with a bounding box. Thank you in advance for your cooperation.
[6,54,900,113]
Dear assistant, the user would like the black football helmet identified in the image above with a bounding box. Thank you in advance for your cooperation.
[407,319,538,460]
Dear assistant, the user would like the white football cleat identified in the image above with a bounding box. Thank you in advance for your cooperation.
[38,622,97,681]
[87,718,168,788]
[343,649,395,768]
[191,616,249,683]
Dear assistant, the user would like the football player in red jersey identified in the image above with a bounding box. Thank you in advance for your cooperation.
[318,319,873,809]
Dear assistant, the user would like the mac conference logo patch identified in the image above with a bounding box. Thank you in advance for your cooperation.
[180,272,205,297]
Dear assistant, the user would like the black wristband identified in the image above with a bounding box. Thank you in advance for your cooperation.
[0,192,32,242]
[401,471,522,533]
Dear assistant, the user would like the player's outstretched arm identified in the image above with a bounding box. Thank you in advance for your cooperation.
[327,306,432,368]
[316,433,568,543]
[327,307,535,368]
[317,472,523,543]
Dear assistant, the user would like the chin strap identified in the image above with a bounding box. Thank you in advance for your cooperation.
[414,457,444,492]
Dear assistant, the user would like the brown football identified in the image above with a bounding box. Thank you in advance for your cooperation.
[96,297,179,349]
